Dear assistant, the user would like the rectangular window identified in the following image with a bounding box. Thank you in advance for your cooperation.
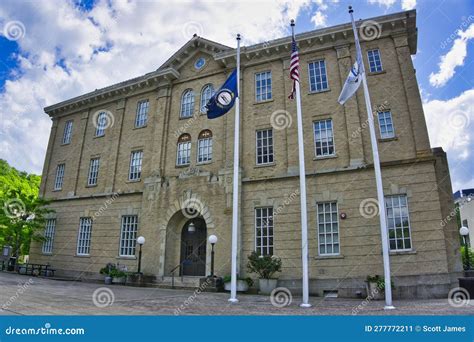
[87,158,100,186]
[177,142,191,165]
[77,217,92,255]
[197,138,212,163]
[367,49,383,73]
[386,195,412,251]
[135,100,149,128]
[62,120,73,144]
[255,207,273,256]
[42,219,56,254]
[313,119,335,157]
[129,151,143,181]
[255,71,272,102]
[95,111,107,137]
[317,202,340,255]
[256,129,274,165]
[119,215,138,256]
[308,60,329,92]
[378,111,395,139]
[54,163,65,190]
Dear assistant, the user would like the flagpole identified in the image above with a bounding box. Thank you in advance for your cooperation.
[228,33,241,303]
[349,6,394,309]
[291,20,311,308]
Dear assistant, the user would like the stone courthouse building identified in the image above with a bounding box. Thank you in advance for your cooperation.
[30,10,462,298]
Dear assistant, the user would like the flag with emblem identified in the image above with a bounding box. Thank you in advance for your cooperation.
[337,52,363,105]
[205,69,238,119]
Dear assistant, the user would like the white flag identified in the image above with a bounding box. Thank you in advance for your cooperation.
[338,57,363,105]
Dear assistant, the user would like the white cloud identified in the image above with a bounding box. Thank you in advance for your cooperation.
[401,0,416,10]
[367,0,397,7]
[311,11,327,28]
[429,23,474,88]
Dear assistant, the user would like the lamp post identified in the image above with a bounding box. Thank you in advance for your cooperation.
[136,236,145,274]
[460,226,470,270]
[208,235,218,277]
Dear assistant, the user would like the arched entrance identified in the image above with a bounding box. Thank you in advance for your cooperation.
[180,217,207,276]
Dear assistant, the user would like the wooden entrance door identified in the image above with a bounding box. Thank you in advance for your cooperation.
[180,218,206,276]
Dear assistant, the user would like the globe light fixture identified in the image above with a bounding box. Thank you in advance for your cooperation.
[136,236,146,274]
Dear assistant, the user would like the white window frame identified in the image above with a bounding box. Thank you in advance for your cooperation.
[42,219,56,254]
[255,71,272,102]
[308,60,329,92]
[367,49,383,73]
[385,195,413,251]
[177,141,191,166]
[180,89,195,118]
[256,129,274,165]
[62,120,73,144]
[54,163,65,190]
[77,217,92,256]
[129,151,143,181]
[255,207,274,256]
[200,84,214,113]
[87,158,100,186]
[317,202,340,256]
[119,215,138,257]
[377,110,395,139]
[95,111,107,137]
[135,100,149,128]
[197,136,212,163]
[313,119,335,157]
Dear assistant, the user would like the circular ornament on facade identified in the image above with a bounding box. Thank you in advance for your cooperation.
[194,57,206,70]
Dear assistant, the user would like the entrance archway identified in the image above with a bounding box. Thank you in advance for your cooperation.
[180,217,207,276]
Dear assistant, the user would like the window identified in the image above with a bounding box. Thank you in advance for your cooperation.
[255,207,273,256]
[42,219,56,254]
[308,60,328,92]
[313,119,335,157]
[180,89,195,118]
[119,215,138,256]
[256,129,274,165]
[77,217,92,255]
[367,49,383,73]
[95,111,108,137]
[197,130,213,163]
[255,71,272,102]
[317,202,340,255]
[135,100,149,128]
[385,195,412,251]
[129,151,143,181]
[200,84,214,113]
[87,158,100,186]
[378,111,394,139]
[177,134,191,166]
[54,164,65,190]
[62,120,73,144]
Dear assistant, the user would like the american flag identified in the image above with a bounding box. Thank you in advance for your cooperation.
[288,35,299,99]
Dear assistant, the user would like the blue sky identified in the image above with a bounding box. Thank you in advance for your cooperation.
[0,0,473,191]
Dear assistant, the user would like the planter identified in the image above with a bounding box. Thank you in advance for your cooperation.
[18,266,27,275]
[112,276,126,285]
[224,280,249,292]
[104,276,112,285]
[258,279,278,295]
[366,282,384,300]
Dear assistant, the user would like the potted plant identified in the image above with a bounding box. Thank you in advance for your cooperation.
[100,263,115,285]
[222,275,253,292]
[247,251,282,294]
[110,268,127,284]
[366,275,393,300]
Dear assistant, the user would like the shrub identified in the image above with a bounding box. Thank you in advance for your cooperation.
[247,251,282,279]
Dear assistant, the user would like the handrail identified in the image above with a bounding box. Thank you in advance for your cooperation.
[169,259,189,289]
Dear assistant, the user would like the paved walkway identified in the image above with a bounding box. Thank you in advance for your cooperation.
[0,272,472,315]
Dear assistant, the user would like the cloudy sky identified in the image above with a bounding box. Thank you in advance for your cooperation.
[0,0,473,192]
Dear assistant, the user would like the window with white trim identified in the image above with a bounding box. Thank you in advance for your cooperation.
[317,202,340,255]
[255,71,272,102]
[197,130,212,163]
[135,100,149,128]
[62,120,73,144]
[377,111,394,139]
[256,129,274,165]
[177,134,191,166]
[385,195,412,251]
[119,215,138,256]
[95,111,107,137]
[313,119,335,157]
[87,158,100,186]
[129,151,143,181]
[308,60,328,92]
[77,217,92,255]
[200,84,214,113]
[54,164,65,190]
[367,49,383,73]
[42,219,56,254]
[255,207,273,256]
[180,89,195,118]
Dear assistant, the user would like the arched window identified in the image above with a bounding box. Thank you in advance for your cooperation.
[200,84,214,113]
[177,133,191,165]
[197,130,213,163]
[180,89,194,118]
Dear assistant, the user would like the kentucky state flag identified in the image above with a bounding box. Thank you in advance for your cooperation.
[206,69,238,119]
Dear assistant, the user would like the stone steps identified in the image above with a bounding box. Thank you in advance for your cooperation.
[152,276,202,289]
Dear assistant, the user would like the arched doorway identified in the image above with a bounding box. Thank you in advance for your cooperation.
[180,217,207,276]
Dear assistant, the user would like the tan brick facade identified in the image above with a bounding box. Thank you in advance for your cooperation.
[30,10,462,298]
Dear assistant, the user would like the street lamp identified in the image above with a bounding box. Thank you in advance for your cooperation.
[460,226,470,270]
[208,235,218,277]
[136,236,145,274]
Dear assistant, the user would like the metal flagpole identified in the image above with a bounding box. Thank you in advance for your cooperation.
[349,6,394,309]
[229,33,241,303]
[291,20,311,308]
